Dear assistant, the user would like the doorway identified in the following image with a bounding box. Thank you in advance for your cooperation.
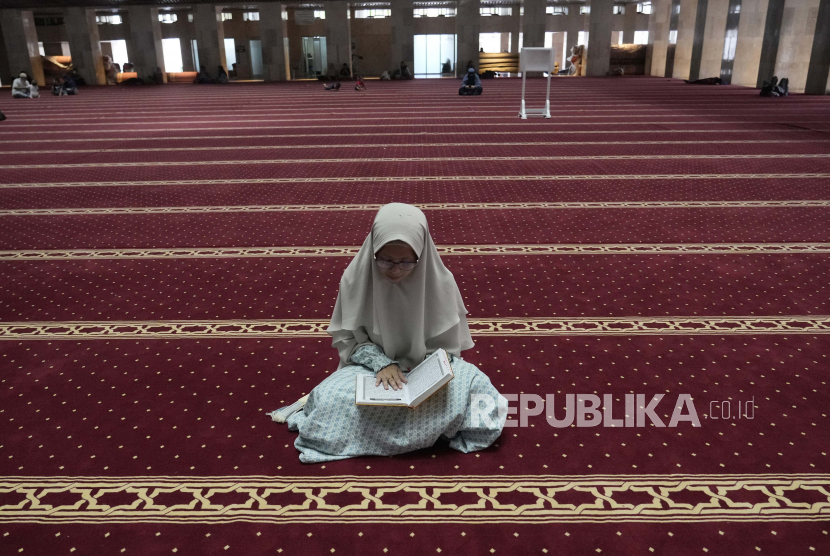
[413,34,456,78]
[250,39,263,77]
[162,38,183,73]
[301,36,327,77]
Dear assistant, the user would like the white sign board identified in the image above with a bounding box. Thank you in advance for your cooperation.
[294,10,315,25]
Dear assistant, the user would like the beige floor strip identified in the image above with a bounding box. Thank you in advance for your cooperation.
[2,153,828,170]
[1,474,827,523]
[3,200,828,216]
[2,243,829,261]
[1,316,828,340]
[2,139,828,155]
[3,173,828,189]
[0,130,818,144]
[0,120,821,133]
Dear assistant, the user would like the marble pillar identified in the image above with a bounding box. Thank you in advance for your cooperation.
[686,0,709,81]
[804,0,830,94]
[646,0,673,75]
[697,0,729,79]
[773,0,821,93]
[522,0,546,48]
[127,5,166,82]
[622,4,639,43]
[727,0,770,87]
[509,5,521,53]
[456,0,480,75]
[0,9,43,86]
[390,0,414,70]
[672,0,701,79]
[326,2,351,76]
[260,3,290,81]
[585,0,614,76]
[755,0,785,86]
[192,4,226,74]
[64,7,105,85]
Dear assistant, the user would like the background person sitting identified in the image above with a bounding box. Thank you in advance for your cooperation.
[400,61,412,80]
[103,55,118,84]
[12,72,32,98]
[28,77,40,97]
[216,66,229,83]
[62,74,78,95]
[194,65,213,84]
[458,67,482,96]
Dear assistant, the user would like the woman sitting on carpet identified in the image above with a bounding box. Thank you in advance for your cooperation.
[269,203,506,463]
[459,68,482,96]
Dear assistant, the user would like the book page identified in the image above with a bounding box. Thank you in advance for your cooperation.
[405,355,445,400]
[362,376,405,402]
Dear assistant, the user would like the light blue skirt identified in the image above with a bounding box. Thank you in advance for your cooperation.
[275,358,506,464]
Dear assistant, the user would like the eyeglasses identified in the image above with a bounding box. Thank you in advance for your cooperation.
[375,257,418,271]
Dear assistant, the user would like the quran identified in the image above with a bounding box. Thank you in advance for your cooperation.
[355,349,454,408]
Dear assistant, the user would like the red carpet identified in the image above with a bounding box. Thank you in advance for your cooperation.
[1,77,829,554]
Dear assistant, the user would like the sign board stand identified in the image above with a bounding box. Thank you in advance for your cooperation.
[519,47,555,119]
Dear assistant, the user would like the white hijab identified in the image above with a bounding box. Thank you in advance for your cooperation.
[328,203,474,370]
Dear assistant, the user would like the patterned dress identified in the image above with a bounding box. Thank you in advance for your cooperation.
[276,345,506,464]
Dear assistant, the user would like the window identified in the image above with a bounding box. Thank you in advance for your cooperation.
[613,5,625,15]
[413,34,456,76]
[580,6,590,15]
[637,2,652,14]
[479,32,504,53]
[243,12,260,21]
[355,8,391,18]
[158,13,178,24]
[221,13,233,21]
[100,39,129,68]
[668,30,677,44]
[546,6,568,15]
[96,15,122,25]
[224,38,236,69]
[162,38,184,73]
[413,7,455,18]
[188,13,194,22]
[480,7,512,16]
[729,4,741,13]
[633,30,649,44]
[34,16,63,26]
[314,10,326,19]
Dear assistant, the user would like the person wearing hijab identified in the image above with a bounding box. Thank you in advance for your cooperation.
[459,68,482,96]
[216,65,229,83]
[12,72,32,98]
[269,203,506,463]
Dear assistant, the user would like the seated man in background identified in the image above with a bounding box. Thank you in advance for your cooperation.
[194,66,213,84]
[458,68,482,96]
[12,72,33,98]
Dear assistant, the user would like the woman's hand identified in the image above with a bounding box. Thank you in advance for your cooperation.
[375,364,408,391]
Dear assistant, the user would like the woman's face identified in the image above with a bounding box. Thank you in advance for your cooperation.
[375,243,418,284]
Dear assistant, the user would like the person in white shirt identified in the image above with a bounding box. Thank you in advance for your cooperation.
[12,72,33,98]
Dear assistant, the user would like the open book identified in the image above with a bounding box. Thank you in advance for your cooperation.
[355,348,454,408]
